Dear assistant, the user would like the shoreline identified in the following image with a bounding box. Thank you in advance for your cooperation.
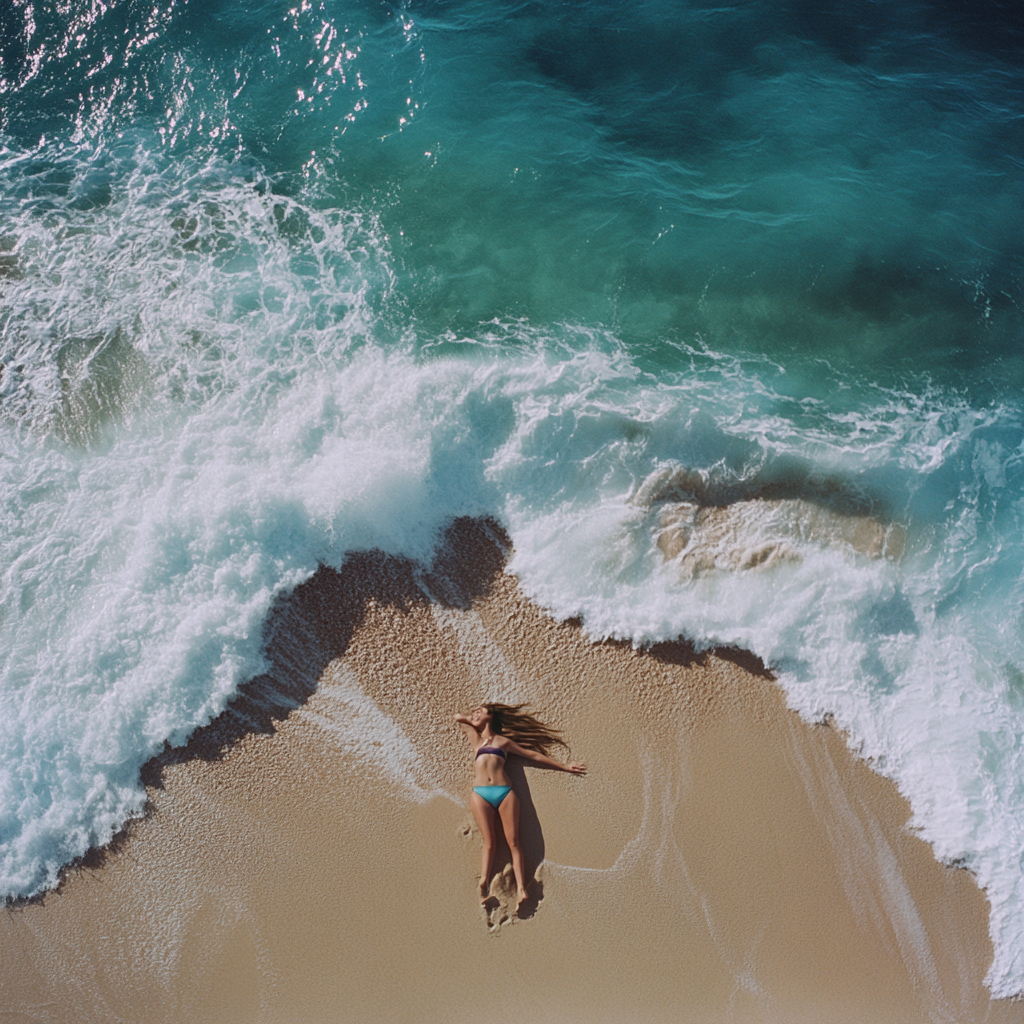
[2,518,1020,1022]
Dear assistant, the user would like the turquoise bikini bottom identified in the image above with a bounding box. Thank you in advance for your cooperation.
[473,785,512,809]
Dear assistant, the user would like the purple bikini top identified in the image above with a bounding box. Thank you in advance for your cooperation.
[475,746,506,760]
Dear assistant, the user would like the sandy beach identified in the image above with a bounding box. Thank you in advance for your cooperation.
[1,519,1020,1024]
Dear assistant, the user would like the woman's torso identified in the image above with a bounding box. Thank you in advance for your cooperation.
[473,741,511,786]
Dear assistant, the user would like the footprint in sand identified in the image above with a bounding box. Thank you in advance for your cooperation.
[460,823,544,929]
[484,864,539,931]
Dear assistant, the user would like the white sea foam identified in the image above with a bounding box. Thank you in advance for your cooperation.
[0,139,486,895]
[298,666,440,801]
[493,350,1024,997]
[1,139,1021,996]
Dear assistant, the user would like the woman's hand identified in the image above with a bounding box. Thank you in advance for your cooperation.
[566,763,587,775]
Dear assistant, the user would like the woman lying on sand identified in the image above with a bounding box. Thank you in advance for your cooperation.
[454,703,586,908]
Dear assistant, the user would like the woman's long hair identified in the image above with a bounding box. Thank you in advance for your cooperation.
[486,703,566,756]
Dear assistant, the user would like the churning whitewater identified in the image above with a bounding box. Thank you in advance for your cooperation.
[1,0,1021,997]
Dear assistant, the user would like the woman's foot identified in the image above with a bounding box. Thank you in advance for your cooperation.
[516,887,529,908]
[480,881,490,904]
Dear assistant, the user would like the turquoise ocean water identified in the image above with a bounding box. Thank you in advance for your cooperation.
[1,0,1022,995]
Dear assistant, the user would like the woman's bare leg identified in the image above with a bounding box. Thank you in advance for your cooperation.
[497,790,528,907]
[470,793,498,902]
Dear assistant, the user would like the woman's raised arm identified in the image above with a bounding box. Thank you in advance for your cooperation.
[453,714,483,744]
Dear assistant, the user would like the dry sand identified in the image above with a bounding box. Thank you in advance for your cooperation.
[2,519,1020,1024]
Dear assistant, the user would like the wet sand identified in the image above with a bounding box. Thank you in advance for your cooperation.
[2,519,1020,1023]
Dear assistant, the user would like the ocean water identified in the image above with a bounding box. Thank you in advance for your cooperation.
[1,0,1022,996]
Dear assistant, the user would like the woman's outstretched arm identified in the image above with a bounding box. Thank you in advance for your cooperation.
[504,739,587,775]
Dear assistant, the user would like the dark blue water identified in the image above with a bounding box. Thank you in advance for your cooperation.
[1,0,1022,994]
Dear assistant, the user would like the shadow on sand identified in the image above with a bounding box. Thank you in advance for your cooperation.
[11,517,508,906]
[14,513,770,907]
[483,759,547,920]
[141,516,511,787]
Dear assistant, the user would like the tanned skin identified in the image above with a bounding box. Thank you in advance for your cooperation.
[454,705,586,908]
